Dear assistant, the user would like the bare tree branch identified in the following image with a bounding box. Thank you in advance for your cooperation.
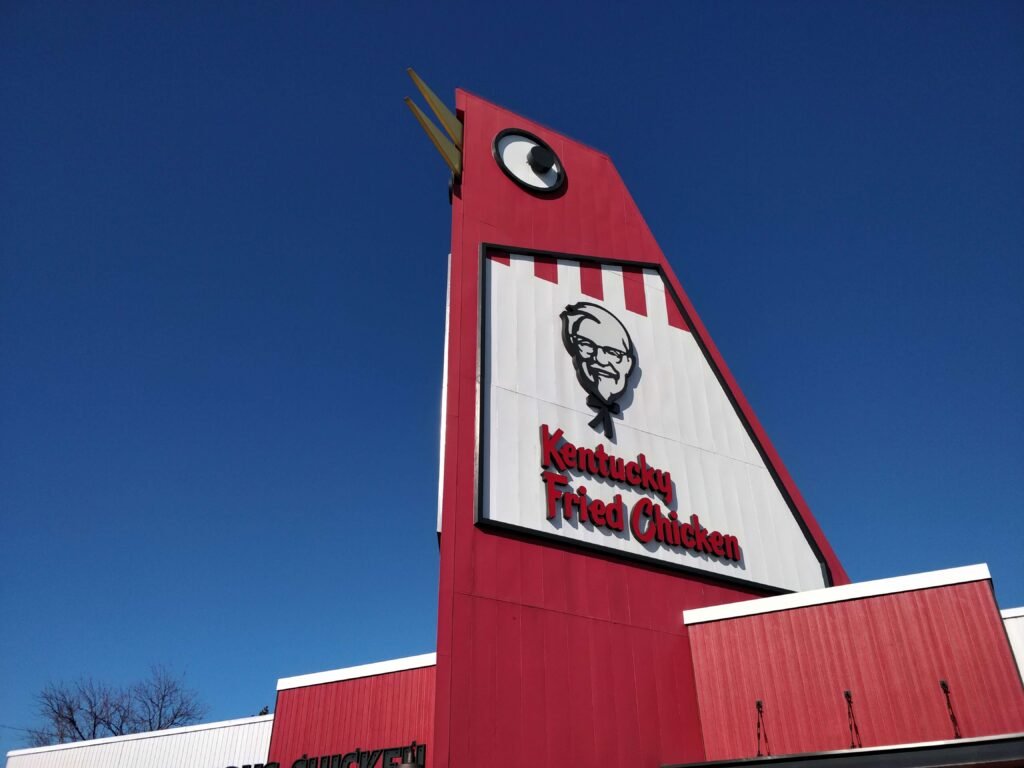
[30,668,206,746]
[130,666,205,732]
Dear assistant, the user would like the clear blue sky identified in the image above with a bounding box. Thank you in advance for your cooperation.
[1,1,1021,755]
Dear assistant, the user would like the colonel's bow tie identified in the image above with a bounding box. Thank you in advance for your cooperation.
[586,394,620,440]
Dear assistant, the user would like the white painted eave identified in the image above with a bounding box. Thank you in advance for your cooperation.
[683,564,991,626]
[276,652,436,691]
[6,714,274,757]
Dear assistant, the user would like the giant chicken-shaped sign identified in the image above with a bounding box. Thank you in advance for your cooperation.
[408,74,848,768]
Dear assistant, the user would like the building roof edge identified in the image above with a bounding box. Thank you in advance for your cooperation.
[683,564,991,626]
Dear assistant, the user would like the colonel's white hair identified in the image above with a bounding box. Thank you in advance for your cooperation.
[560,302,632,353]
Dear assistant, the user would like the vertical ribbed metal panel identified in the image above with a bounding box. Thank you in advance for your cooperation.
[1005,614,1024,681]
[690,581,1024,761]
[266,666,434,766]
[5,716,272,768]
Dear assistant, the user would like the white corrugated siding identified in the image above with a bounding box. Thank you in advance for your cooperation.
[5,715,272,768]
[1004,610,1024,681]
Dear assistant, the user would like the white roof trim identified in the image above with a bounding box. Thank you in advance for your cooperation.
[684,564,991,626]
[276,652,436,691]
[6,714,273,757]
[1002,606,1024,619]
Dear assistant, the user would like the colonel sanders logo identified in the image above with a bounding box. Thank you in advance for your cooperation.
[560,302,637,441]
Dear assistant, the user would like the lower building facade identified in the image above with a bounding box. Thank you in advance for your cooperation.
[8,565,1024,768]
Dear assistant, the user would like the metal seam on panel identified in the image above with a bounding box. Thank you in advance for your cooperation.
[682,564,991,625]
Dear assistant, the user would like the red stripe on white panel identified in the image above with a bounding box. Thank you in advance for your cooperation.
[579,261,603,299]
[665,291,689,330]
[503,254,697,331]
[621,265,647,315]
[534,255,558,283]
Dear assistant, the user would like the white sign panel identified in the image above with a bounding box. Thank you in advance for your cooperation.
[480,252,829,593]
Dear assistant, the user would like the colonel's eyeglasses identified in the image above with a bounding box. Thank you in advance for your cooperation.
[573,335,627,364]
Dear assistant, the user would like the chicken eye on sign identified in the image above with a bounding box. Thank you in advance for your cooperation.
[492,128,566,194]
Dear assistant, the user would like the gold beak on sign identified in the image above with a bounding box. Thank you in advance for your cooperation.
[404,68,462,177]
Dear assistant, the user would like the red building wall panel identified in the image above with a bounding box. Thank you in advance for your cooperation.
[267,667,435,767]
[690,581,1024,761]
[433,90,851,768]
[446,570,766,768]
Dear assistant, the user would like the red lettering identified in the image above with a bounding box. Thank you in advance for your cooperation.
[543,471,568,519]
[562,491,577,520]
[723,535,741,561]
[577,447,597,474]
[658,470,674,505]
[691,515,711,553]
[539,425,677,504]
[606,495,625,531]
[560,442,577,469]
[625,461,640,485]
[680,523,696,548]
[639,454,658,493]
[654,504,678,545]
[708,531,725,557]
[540,425,566,470]
[630,498,656,543]
[576,486,589,523]
[540,426,747,561]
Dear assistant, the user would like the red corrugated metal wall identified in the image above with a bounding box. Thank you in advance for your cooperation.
[444,555,763,768]
[433,90,850,768]
[267,667,434,767]
[690,581,1024,761]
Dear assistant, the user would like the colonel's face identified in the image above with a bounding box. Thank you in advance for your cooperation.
[570,316,634,402]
